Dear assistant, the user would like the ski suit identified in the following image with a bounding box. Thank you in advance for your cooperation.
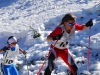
[44,23,84,75]
[1,44,19,75]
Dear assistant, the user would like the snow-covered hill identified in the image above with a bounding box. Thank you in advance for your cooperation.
[0,0,100,75]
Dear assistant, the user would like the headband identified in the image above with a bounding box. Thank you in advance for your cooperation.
[8,37,17,44]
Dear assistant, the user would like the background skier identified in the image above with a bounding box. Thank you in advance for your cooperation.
[0,36,27,75]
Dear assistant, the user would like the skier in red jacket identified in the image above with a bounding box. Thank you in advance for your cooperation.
[44,13,93,75]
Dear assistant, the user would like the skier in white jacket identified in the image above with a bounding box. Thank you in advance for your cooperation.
[0,36,27,75]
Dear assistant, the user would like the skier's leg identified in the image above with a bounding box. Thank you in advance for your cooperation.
[60,49,78,75]
[2,64,10,75]
[68,50,78,75]
[9,64,19,75]
[44,51,56,75]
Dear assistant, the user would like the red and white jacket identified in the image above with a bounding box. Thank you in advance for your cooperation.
[49,23,84,50]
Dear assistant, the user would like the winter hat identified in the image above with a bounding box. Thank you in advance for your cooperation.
[7,36,17,44]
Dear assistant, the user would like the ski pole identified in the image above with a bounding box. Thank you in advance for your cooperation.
[87,27,91,71]
[25,54,29,75]
[37,50,52,75]
[2,51,8,69]
[0,51,8,75]
[37,40,58,75]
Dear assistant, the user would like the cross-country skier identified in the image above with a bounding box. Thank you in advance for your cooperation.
[0,36,27,75]
[44,13,93,75]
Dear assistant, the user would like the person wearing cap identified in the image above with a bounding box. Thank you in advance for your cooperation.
[44,13,93,75]
[0,36,27,75]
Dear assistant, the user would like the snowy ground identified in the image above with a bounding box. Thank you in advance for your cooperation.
[0,0,100,75]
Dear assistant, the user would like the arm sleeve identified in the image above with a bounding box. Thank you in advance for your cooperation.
[49,26,62,37]
[1,46,8,51]
[19,48,23,53]
[75,23,84,30]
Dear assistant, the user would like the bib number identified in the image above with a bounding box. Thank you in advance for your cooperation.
[59,42,68,47]
[5,59,13,64]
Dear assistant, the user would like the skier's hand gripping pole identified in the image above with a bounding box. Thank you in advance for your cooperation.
[87,19,93,71]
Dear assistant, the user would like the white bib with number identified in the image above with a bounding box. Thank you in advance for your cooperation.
[2,44,19,65]
[53,25,75,49]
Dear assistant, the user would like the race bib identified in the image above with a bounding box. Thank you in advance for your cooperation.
[59,41,68,47]
[5,59,14,64]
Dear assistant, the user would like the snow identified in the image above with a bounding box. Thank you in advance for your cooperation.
[0,0,100,75]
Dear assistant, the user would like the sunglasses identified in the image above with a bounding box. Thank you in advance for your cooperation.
[69,23,75,26]
[11,42,17,45]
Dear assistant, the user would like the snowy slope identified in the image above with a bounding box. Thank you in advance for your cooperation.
[0,0,100,75]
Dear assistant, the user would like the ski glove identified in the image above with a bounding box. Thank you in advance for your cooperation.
[86,19,93,27]
[52,31,64,41]
[23,50,27,55]
[2,46,10,51]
